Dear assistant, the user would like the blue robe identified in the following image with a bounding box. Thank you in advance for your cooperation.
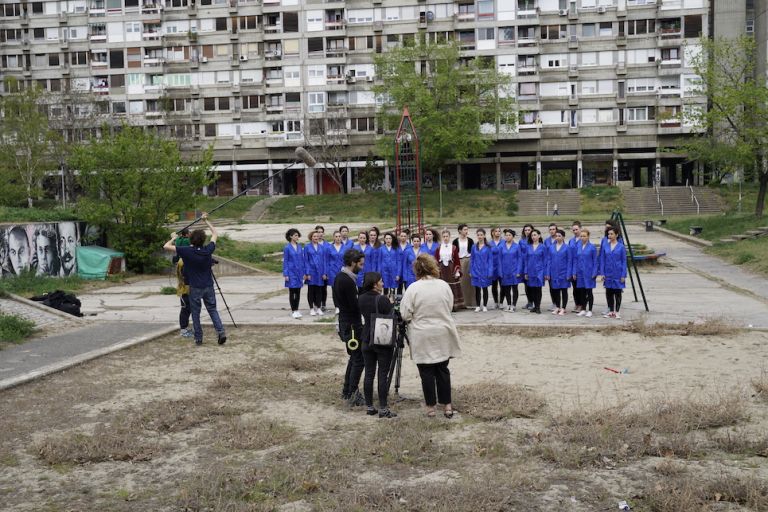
[544,236,556,248]
[573,241,598,289]
[470,243,494,288]
[546,243,572,290]
[488,239,503,279]
[498,241,524,286]
[378,245,400,289]
[304,243,325,286]
[422,241,439,258]
[366,244,381,273]
[325,243,346,286]
[599,241,627,289]
[401,246,421,287]
[523,243,547,287]
[282,243,305,288]
[352,243,374,286]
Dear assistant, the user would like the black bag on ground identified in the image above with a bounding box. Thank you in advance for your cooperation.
[30,290,83,317]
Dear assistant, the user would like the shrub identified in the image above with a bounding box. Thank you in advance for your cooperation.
[0,313,36,343]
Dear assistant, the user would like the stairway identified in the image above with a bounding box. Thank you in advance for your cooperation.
[516,189,581,217]
[242,195,282,222]
[624,187,723,216]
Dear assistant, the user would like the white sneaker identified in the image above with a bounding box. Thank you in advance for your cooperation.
[474,307,481,313]
[482,306,488,312]
[335,307,340,315]
[577,310,587,317]
[585,311,593,318]
[603,312,612,318]
[548,305,558,312]
[310,308,317,316]
[295,311,303,318]
[510,306,515,312]
[614,313,621,320]
[317,308,324,316]
[291,311,298,319]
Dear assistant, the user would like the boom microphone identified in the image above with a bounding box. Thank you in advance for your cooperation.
[294,146,317,167]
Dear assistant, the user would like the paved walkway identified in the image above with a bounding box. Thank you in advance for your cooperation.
[1,223,767,390]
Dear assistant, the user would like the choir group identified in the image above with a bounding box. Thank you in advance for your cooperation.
[282,220,628,320]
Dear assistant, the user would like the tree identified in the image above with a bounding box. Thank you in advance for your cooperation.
[70,125,214,272]
[304,111,349,192]
[0,79,63,207]
[679,36,768,217]
[373,41,516,174]
[357,151,383,192]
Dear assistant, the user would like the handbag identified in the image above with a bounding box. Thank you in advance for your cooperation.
[369,295,396,347]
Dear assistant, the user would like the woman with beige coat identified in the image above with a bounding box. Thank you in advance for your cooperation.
[400,254,462,418]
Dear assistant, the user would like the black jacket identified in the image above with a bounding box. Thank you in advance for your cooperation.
[452,237,474,256]
[358,290,395,350]
[333,271,361,324]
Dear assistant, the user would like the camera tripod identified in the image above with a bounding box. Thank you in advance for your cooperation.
[386,321,410,401]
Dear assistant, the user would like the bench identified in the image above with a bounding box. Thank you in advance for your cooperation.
[632,252,666,261]
[689,226,703,236]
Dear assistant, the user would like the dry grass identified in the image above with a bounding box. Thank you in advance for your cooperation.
[752,370,768,401]
[455,382,546,420]
[132,395,241,433]
[611,317,742,337]
[637,473,768,511]
[710,429,768,457]
[219,415,297,451]
[272,351,337,373]
[34,419,159,465]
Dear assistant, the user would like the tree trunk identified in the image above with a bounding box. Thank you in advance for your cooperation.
[26,184,33,208]
[756,170,767,218]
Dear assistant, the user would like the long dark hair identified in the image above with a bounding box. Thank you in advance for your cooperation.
[361,271,382,292]
[528,228,541,245]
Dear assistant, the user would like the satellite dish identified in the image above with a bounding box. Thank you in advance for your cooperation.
[426,11,434,21]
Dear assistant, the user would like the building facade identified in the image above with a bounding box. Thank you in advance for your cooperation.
[0,0,734,195]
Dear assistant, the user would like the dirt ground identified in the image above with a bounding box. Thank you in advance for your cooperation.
[0,324,767,511]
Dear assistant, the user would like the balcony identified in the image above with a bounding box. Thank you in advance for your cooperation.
[326,47,347,57]
[143,29,161,41]
[143,56,164,66]
[90,32,107,42]
[265,49,282,60]
[142,2,162,14]
[266,103,284,112]
[264,23,282,34]
[325,19,345,30]
[518,65,537,76]
[265,77,283,87]
[90,59,109,68]
[455,12,475,22]
[327,74,345,84]
[517,36,537,47]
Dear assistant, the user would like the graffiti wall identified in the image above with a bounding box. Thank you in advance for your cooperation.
[0,221,91,279]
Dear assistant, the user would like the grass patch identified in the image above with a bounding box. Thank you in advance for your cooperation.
[707,237,768,278]
[753,371,768,402]
[191,196,265,221]
[219,416,297,451]
[0,271,84,298]
[664,213,764,242]
[0,206,78,223]
[637,473,768,511]
[159,286,177,295]
[712,183,760,214]
[580,186,624,215]
[456,382,546,420]
[0,313,36,344]
[214,235,284,273]
[272,352,336,373]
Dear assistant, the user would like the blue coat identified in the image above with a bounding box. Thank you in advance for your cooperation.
[488,239,503,279]
[498,241,524,286]
[304,242,325,286]
[546,243,572,290]
[422,241,439,258]
[352,243,374,286]
[378,245,400,288]
[401,246,421,287]
[523,243,547,287]
[573,241,598,289]
[366,244,381,273]
[325,243,346,286]
[283,243,305,288]
[599,241,627,289]
[470,243,494,288]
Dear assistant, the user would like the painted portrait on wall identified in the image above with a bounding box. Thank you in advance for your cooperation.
[32,224,60,277]
[7,225,32,276]
[56,221,80,277]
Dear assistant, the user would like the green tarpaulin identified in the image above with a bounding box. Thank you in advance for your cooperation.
[76,246,124,280]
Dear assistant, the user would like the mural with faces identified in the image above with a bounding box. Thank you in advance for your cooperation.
[1,222,87,278]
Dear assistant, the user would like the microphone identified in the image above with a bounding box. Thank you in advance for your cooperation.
[294,147,317,167]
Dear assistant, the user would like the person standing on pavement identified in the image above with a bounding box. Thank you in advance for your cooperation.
[333,248,366,406]
[283,228,305,319]
[304,230,326,316]
[163,213,227,346]
[453,223,475,309]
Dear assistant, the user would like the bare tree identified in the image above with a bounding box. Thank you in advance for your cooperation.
[304,109,350,193]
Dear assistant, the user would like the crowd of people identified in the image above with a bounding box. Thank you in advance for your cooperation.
[282,220,628,321]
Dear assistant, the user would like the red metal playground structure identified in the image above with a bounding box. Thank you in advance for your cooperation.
[394,107,423,237]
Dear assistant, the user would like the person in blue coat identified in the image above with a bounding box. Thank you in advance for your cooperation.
[522,228,546,314]
[339,225,354,252]
[378,232,400,296]
[470,228,494,312]
[572,229,598,318]
[283,228,305,319]
[325,230,346,314]
[498,229,523,312]
[545,229,572,316]
[304,230,326,316]
[598,226,627,319]
[400,233,422,289]
[544,223,558,247]
[422,228,440,259]
[367,227,382,274]
[487,227,504,309]
[352,231,373,289]
[519,223,535,310]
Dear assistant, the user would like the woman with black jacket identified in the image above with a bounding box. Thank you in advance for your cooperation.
[358,272,398,418]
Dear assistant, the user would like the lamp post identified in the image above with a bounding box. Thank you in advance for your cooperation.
[438,168,443,218]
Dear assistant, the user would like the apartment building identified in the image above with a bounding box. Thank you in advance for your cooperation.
[0,0,729,195]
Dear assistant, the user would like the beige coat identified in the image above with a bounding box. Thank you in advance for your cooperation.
[400,277,462,365]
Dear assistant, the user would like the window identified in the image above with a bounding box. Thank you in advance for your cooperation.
[582,24,595,37]
[308,37,324,53]
[112,101,126,114]
[239,15,258,30]
[286,120,301,133]
[351,117,375,131]
[627,78,654,93]
[48,53,60,66]
[627,19,655,36]
[215,17,227,31]
[204,97,216,111]
[581,52,597,66]
[542,25,566,40]
[283,12,299,32]
[599,22,612,36]
[242,95,262,109]
[477,0,494,17]
[71,51,88,65]
[308,92,325,113]
[684,15,702,38]
[627,106,655,121]
[478,28,494,40]
[204,124,216,137]
[519,82,537,96]
[499,27,515,43]
[661,48,680,61]
[33,28,44,40]
[271,121,284,133]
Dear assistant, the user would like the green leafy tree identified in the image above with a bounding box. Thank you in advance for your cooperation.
[70,125,214,272]
[0,79,63,207]
[679,36,768,217]
[357,151,383,192]
[373,41,516,173]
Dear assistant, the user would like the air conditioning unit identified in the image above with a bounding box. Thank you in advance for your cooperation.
[366,76,374,82]
[239,54,248,61]
[201,56,208,62]
[597,5,606,13]
[559,9,568,15]
[569,35,578,43]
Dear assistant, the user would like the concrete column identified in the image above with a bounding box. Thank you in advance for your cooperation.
[304,167,316,195]
[383,161,390,191]
[577,159,583,188]
[655,159,662,186]
[232,169,239,196]
[496,153,502,191]
[268,160,274,196]
[202,185,209,196]
[535,161,542,190]
[346,165,353,192]
[612,159,619,186]
[456,163,462,190]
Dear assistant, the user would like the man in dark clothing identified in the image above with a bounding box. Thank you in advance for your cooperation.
[333,248,365,406]
[164,213,226,346]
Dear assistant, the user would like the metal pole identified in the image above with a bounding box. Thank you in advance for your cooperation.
[60,164,66,209]
[439,168,443,218]
[212,271,238,328]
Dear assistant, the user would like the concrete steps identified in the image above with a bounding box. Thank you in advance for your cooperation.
[719,226,768,244]
[516,189,581,216]
[242,195,281,223]
[624,187,723,215]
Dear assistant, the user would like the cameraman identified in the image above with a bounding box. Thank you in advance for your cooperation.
[358,272,397,418]
[333,248,365,406]
[400,254,461,418]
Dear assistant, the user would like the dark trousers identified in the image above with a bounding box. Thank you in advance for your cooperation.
[606,288,623,312]
[553,288,568,308]
[339,321,364,397]
[363,345,394,408]
[307,285,323,308]
[179,294,191,329]
[491,279,500,304]
[321,280,328,308]
[417,360,452,407]
[529,286,543,309]
[288,287,301,311]
[189,286,225,342]
[396,281,405,296]
[549,285,558,305]
[500,285,518,306]
[524,282,532,306]
[474,286,489,307]
[572,287,583,308]
[576,288,593,310]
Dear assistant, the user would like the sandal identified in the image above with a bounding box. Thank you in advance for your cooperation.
[444,407,454,419]
[426,407,436,418]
